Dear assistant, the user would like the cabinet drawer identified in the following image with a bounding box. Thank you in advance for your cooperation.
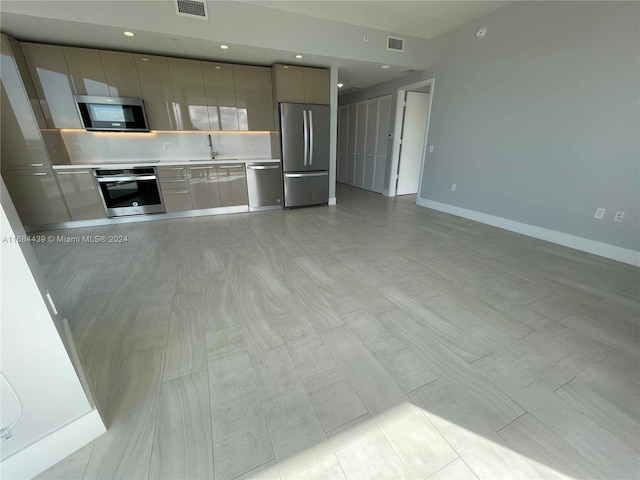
[158,166,187,180]
[159,177,189,190]
[162,189,192,213]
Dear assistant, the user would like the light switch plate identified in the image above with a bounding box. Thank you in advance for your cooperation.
[613,211,625,222]
[594,208,606,219]
[429,145,434,153]
[451,184,457,192]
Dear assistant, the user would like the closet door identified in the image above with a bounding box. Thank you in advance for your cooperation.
[374,95,392,193]
[363,98,379,191]
[346,103,357,185]
[354,101,367,189]
[337,105,349,183]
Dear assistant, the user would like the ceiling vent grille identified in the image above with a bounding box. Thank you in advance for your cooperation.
[176,0,208,19]
[387,36,405,52]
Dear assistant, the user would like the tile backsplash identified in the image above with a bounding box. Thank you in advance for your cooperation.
[58,130,273,164]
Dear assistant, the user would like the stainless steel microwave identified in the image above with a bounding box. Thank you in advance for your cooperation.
[74,95,150,132]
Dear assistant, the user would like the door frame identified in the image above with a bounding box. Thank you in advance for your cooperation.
[387,78,435,197]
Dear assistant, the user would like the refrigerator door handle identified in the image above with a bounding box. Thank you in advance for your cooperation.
[302,110,309,166]
[284,172,328,178]
[309,109,314,165]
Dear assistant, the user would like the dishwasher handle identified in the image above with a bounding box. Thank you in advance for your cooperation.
[247,165,280,170]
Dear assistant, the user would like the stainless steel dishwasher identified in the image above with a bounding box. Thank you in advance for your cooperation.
[245,163,282,211]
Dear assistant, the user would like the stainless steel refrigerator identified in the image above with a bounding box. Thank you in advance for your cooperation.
[279,103,330,208]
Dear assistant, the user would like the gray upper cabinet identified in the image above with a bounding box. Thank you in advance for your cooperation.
[272,65,305,104]
[21,42,82,128]
[0,35,52,170]
[273,65,330,105]
[233,65,274,131]
[100,50,142,98]
[63,46,110,96]
[202,62,238,130]
[167,58,210,131]
[134,54,177,131]
[303,67,330,105]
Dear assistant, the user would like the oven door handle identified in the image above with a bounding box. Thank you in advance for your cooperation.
[97,175,157,182]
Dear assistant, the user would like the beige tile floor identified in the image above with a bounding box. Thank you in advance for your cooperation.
[34,184,639,480]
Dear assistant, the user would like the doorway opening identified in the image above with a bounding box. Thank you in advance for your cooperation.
[388,78,434,197]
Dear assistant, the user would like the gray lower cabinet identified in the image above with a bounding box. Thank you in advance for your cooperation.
[55,169,106,220]
[162,189,193,213]
[216,164,248,206]
[158,167,193,213]
[187,166,222,209]
[2,167,70,226]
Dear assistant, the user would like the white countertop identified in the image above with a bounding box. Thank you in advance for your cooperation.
[52,157,280,170]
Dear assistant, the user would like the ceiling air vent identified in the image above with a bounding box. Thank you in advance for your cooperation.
[176,0,208,19]
[387,36,405,52]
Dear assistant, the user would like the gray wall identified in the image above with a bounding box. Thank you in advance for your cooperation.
[341,1,640,252]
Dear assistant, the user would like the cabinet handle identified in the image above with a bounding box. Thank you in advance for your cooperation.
[217,165,244,169]
[56,171,90,175]
[30,163,45,167]
[32,172,48,176]
[160,179,186,183]
[189,166,214,170]
[159,167,184,171]
[164,190,189,194]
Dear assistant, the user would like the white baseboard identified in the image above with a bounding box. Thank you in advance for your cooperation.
[0,409,105,480]
[328,197,337,206]
[416,197,640,267]
[382,189,392,197]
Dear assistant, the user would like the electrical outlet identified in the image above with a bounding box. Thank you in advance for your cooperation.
[74,143,83,152]
[162,143,172,151]
[451,184,457,192]
[429,145,434,153]
[613,211,625,222]
[594,208,606,219]
[249,143,255,151]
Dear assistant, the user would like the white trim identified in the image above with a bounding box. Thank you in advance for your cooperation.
[0,409,105,480]
[382,189,391,197]
[328,197,337,206]
[416,197,640,267]
[388,78,435,197]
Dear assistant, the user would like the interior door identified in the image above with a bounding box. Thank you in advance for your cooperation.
[374,95,392,193]
[337,105,348,183]
[363,98,379,191]
[396,91,430,195]
[354,101,368,188]
[346,103,357,185]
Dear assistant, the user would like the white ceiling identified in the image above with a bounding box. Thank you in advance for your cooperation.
[0,1,511,91]
[243,1,512,40]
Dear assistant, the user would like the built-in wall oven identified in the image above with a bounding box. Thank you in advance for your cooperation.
[94,167,164,217]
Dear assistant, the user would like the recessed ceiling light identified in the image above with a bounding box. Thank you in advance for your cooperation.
[123,31,135,37]
[380,65,390,70]
[215,66,222,69]
[295,54,303,59]
[220,44,229,50]
[283,66,289,69]
[337,83,344,88]
[141,58,149,62]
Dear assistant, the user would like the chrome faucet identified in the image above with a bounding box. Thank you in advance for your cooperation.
[208,134,219,159]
